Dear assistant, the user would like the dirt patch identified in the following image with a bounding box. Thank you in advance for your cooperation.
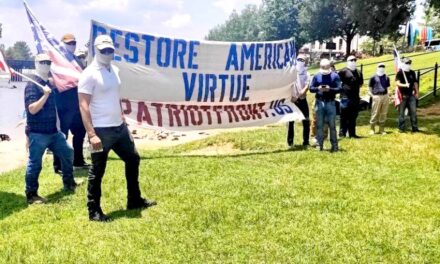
[183,143,241,156]
[419,100,440,117]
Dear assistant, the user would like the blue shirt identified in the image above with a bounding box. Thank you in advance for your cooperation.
[310,72,342,101]
[24,76,58,134]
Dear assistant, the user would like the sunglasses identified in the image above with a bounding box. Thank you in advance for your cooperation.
[378,66,385,68]
[66,41,77,46]
[99,48,114,55]
[405,62,412,65]
[39,61,52,65]
[348,59,357,62]
[297,58,305,62]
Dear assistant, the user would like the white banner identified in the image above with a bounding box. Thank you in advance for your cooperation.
[89,20,304,131]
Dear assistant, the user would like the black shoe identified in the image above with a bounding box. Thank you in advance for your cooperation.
[54,169,62,175]
[89,209,111,222]
[412,128,420,132]
[127,198,157,210]
[330,147,339,153]
[73,162,91,170]
[63,181,77,192]
[349,135,362,139]
[26,193,48,204]
[338,132,346,138]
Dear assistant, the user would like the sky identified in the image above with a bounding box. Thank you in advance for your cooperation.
[0,0,427,54]
[0,0,261,53]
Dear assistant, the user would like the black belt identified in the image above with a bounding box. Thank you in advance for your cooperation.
[373,92,387,95]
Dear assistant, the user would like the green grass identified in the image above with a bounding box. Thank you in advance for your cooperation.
[309,51,440,98]
[1,100,440,263]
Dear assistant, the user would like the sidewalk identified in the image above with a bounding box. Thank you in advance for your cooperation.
[0,127,220,175]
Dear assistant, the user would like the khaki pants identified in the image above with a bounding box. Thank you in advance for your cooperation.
[370,94,389,126]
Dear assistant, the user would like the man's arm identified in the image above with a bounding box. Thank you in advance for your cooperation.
[395,72,409,87]
[78,93,102,150]
[414,81,419,98]
[28,86,51,115]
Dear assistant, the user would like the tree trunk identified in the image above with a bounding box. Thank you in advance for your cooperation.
[345,34,355,58]
[372,39,376,56]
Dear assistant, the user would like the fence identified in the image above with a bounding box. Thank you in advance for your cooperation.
[6,59,35,82]
[359,52,439,102]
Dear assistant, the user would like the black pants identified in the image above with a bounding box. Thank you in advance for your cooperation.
[87,124,142,212]
[340,99,359,137]
[287,98,310,146]
[53,109,86,169]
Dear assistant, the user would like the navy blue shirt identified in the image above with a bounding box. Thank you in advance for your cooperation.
[369,75,390,95]
[310,72,342,101]
[24,76,58,134]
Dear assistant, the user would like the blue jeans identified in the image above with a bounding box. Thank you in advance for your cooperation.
[315,100,338,149]
[25,132,74,194]
[398,95,418,131]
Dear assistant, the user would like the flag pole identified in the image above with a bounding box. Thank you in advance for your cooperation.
[393,44,409,84]
[10,68,50,92]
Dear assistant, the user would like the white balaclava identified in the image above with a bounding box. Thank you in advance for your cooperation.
[63,42,76,54]
[319,59,331,75]
[35,62,51,81]
[377,66,385,77]
[96,50,114,66]
[402,63,411,72]
[296,59,306,73]
[347,56,357,71]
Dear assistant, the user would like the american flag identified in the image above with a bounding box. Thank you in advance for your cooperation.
[24,1,82,92]
[393,45,403,107]
[0,49,12,75]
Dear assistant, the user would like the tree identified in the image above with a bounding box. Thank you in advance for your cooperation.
[299,0,415,57]
[428,0,440,10]
[206,5,264,41]
[261,0,305,47]
[4,41,33,60]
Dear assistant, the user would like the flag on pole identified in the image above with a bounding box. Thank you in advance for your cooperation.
[393,45,403,107]
[0,50,12,75]
[23,1,82,92]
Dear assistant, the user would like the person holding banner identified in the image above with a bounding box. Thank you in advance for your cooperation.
[78,35,156,222]
[52,33,89,175]
[310,59,342,152]
[396,57,419,132]
[24,53,76,204]
[287,54,310,148]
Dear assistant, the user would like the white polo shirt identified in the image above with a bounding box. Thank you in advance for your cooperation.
[78,60,123,128]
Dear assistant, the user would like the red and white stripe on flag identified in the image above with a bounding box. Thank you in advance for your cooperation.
[0,50,12,75]
[24,2,82,92]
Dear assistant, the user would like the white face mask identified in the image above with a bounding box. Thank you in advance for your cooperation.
[64,43,76,54]
[402,64,411,72]
[96,52,113,66]
[347,61,357,70]
[320,67,331,75]
[377,68,385,76]
[296,61,306,72]
[35,63,51,81]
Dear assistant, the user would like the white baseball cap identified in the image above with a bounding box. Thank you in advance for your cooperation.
[35,53,51,62]
[94,35,115,50]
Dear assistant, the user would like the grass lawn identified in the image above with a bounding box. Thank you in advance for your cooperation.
[1,99,440,263]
